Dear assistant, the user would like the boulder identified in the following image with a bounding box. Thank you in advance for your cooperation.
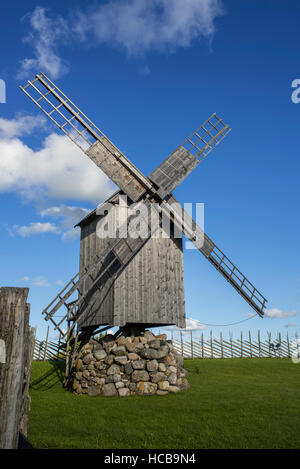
[147,360,158,372]
[132,370,150,382]
[107,364,121,375]
[94,350,107,361]
[118,387,130,397]
[88,386,101,396]
[102,383,117,397]
[132,359,146,370]
[136,381,157,395]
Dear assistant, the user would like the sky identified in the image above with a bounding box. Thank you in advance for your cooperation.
[0,0,300,342]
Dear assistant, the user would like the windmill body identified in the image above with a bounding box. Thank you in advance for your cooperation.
[76,191,185,330]
[20,73,267,343]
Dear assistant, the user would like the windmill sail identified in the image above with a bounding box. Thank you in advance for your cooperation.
[20,73,153,202]
[149,114,231,198]
[163,195,267,316]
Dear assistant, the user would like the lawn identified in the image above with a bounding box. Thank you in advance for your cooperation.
[28,358,300,449]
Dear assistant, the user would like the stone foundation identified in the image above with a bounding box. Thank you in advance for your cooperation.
[71,330,189,397]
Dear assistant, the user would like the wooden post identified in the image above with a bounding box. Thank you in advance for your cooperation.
[0,287,32,449]
[240,331,243,358]
[220,332,223,359]
[287,331,291,358]
[248,330,252,358]
[180,331,183,357]
[258,330,261,357]
[43,326,49,361]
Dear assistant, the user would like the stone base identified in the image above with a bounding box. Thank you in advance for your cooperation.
[70,330,189,397]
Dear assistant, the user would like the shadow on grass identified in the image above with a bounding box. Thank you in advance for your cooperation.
[30,360,65,390]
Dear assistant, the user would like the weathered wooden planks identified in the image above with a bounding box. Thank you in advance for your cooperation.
[0,288,32,449]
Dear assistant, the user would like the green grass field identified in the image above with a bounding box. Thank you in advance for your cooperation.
[28,358,300,449]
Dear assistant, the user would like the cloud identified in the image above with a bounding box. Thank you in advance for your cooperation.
[0,114,46,139]
[265,308,299,319]
[40,204,90,239]
[31,275,50,287]
[18,7,69,79]
[12,222,59,237]
[16,275,50,287]
[74,0,224,55]
[164,317,206,332]
[0,116,115,204]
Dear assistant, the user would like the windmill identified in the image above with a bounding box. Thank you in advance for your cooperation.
[20,73,267,365]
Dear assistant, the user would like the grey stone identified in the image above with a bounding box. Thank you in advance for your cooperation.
[157,390,169,395]
[88,386,101,396]
[144,331,155,341]
[127,352,140,360]
[147,360,158,372]
[112,374,122,383]
[124,362,133,374]
[147,339,161,350]
[107,364,121,375]
[104,354,114,366]
[126,342,144,354]
[158,381,170,391]
[150,372,166,384]
[168,385,180,393]
[114,355,128,365]
[132,359,146,370]
[82,370,90,379]
[94,350,107,361]
[136,381,157,395]
[112,345,127,356]
[93,343,104,351]
[115,381,124,389]
[168,373,177,385]
[129,382,137,392]
[156,345,169,359]
[118,387,130,397]
[102,383,117,397]
[158,363,166,372]
[82,353,93,364]
[131,370,150,382]
[140,348,159,360]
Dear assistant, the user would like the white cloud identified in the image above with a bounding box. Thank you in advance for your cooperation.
[16,275,50,287]
[12,222,59,237]
[0,117,115,204]
[18,6,69,79]
[31,275,50,287]
[265,308,299,319]
[40,204,90,240]
[0,114,46,139]
[56,280,64,286]
[164,317,206,332]
[74,0,224,55]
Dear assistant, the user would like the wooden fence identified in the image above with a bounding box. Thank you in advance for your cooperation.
[32,328,300,361]
[171,330,300,359]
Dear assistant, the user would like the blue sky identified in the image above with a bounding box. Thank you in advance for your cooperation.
[0,0,300,341]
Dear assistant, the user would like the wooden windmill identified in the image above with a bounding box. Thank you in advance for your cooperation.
[20,73,267,346]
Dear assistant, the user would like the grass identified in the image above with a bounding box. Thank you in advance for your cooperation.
[28,358,300,449]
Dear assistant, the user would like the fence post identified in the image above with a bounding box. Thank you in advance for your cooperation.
[0,287,32,449]
[240,331,243,358]
[180,331,183,357]
[258,330,261,357]
[287,331,290,357]
[249,330,252,358]
[220,332,223,359]
[43,326,49,361]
